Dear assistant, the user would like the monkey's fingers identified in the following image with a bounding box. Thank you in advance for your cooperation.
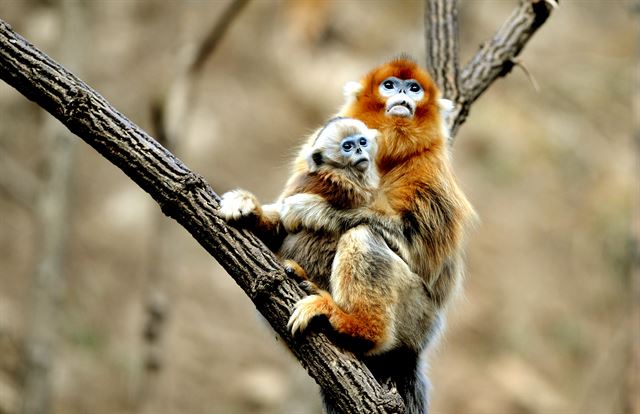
[283,259,308,280]
[283,260,318,294]
[287,293,331,336]
[218,189,261,221]
[298,280,319,295]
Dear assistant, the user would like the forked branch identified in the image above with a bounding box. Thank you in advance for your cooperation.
[425,0,556,138]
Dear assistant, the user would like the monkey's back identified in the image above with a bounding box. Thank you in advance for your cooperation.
[279,231,339,292]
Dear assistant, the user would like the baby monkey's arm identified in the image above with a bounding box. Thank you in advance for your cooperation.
[218,189,285,251]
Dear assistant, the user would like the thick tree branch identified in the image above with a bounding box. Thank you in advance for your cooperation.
[426,0,556,138]
[0,20,403,414]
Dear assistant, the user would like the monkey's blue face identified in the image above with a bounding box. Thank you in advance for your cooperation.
[340,135,372,171]
[378,76,424,118]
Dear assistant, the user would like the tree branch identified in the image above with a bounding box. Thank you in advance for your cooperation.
[0,19,403,414]
[424,0,460,102]
[427,0,556,138]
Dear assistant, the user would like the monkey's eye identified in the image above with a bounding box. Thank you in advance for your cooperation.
[404,79,425,100]
[342,142,353,151]
[359,137,368,146]
[379,77,401,97]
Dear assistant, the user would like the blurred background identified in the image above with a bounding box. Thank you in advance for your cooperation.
[0,1,636,413]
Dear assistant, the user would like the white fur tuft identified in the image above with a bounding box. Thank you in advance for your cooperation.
[342,81,363,99]
[438,99,455,140]
[438,98,454,114]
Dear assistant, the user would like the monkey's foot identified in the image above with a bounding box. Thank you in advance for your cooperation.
[283,260,318,294]
[287,292,331,336]
[218,189,260,221]
[283,259,307,281]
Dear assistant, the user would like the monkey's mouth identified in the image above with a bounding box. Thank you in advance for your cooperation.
[385,94,416,118]
[353,158,370,171]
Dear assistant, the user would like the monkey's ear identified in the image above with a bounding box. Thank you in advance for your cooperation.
[307,151,323,172]
[343,81,363,100]
[438,98,454,116]
[438,99,454,139]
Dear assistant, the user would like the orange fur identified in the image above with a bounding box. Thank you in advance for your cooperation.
[343,58,443,170]
[340,57,474,283]
[294,290,389,347]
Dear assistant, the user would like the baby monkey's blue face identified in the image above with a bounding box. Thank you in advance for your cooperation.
[340,135,372,172]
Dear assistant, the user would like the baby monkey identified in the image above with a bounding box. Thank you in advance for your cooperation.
[280,117,381,289]
[220,118,411,353]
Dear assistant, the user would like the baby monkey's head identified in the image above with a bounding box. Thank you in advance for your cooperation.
[308,117,379,176]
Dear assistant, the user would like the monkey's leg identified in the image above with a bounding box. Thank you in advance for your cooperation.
[287,289,387,349]
[283,259,308,280]
[331,226,435,414]
[328,225,403,353]
[288,226,401,350]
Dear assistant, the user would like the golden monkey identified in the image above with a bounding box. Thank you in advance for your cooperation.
[220,57,475,414]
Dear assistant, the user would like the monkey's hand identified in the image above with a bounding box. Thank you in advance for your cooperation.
[219,190,285,250]
[283,259,318,295]
[287,291,332,335]
[280,193,340,233]
[218,189,262,222]
[281,193,397,236]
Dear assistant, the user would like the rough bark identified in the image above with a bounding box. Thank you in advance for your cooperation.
[0,19,403,414]
[424,0,460,103]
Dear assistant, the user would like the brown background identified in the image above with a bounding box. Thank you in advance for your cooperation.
[0,1,636,413]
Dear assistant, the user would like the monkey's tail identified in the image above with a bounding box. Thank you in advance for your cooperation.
[393,361,430,414]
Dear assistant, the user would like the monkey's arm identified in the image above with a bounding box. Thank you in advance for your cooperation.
[279,193,412,265]
[218,189,286,251]
[280,193,399,235]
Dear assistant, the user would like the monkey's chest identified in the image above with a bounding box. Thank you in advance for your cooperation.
[279,232,339,292]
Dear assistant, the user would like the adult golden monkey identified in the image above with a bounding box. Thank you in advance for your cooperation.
[220,57,475,413]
